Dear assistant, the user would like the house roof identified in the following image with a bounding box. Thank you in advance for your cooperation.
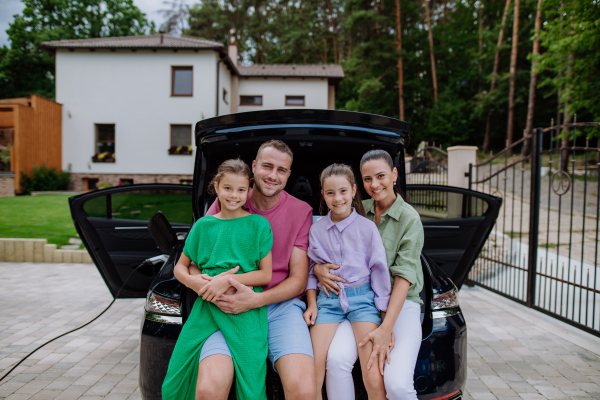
[40,34,224,51]
[238,64,344,79]
[40,34,345,80]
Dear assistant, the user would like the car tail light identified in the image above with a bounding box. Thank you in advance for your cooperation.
[145,292,181,316]
[432,287,459,311]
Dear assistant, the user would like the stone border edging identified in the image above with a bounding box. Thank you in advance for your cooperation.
[0,238,92,263]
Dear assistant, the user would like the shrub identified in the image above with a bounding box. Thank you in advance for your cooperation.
[20,164,71,194]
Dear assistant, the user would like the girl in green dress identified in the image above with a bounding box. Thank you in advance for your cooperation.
[162,159,273,400]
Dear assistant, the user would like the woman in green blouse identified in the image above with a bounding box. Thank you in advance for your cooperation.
[313,149,424,400]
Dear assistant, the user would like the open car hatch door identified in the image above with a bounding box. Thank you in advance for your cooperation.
[69,184,193,298]
[406,185,501,289]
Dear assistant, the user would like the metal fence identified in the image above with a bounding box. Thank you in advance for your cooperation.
[467,120,600,337]
[406,144,448,185]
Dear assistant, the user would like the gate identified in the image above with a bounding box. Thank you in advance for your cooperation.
[467,121,600,337]
[406,144,448,185]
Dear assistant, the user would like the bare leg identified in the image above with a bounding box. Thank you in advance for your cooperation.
[351,322,387,400]
[307,323,339,400]
[275,353,318,400]
[195,354,234,400]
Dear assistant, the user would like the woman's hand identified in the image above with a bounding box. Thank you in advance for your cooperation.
[358,325,393,375]
[302,304,318,326]
[313,263,346,297]
[198,275,232,303]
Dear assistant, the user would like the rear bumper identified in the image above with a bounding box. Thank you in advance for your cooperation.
[138,311,466,400]
[416,312,467,399]
[139,312,181,400]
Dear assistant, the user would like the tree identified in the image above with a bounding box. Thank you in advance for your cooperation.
[483,0,511,153]
[423,0,438,102]
[0,0,155,99]
[523,0,543,155]
[395,0,404,120]
[506,0,520,148]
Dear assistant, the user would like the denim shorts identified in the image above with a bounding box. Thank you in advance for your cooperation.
[315,283,382,325]
[199,298,313,367]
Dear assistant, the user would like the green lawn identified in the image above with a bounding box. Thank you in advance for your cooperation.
[0,195,78,248]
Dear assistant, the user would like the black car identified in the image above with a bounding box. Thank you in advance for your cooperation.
[69,109,500,400]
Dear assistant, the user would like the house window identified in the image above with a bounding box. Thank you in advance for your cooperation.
[95,124,115,155]
[119,178,134,186]
[84,178,99,191]
[286,95,305,106]
[240,95,262,106]
[223,88,229,105]
[172,66,193,96]
[171,125,192,147]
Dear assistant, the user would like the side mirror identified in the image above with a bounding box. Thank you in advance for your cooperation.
[148,211,179,256]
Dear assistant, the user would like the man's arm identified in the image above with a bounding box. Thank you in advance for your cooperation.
[214,246,309,314]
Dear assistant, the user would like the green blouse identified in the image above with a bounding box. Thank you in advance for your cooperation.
[363,195,425,305]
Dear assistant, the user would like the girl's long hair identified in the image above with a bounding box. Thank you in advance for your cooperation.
[359,149,408,202]
[208,159,252,209]
[319,163,367,218]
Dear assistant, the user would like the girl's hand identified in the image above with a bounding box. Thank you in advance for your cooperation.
[198,275,232,303]
[302,304,318,326]
[358,326,393,375]
[313,263,346,297]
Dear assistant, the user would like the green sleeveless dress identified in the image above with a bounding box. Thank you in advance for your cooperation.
[162,214,273,400]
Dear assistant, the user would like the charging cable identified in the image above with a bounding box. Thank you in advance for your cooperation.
[0,255,167,383]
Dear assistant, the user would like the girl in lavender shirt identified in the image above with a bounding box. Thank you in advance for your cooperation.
[303,164,391,400]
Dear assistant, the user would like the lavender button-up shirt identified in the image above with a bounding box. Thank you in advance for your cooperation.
[306,209,391,312]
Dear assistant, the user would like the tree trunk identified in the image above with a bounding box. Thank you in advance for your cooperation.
[478,0,483,96]
[424,0,438,102]
[326,0,338,64]
[443,0,447,26]
[523,0,543,155]
[483,0,512,153]
[506,0,520,149]
[561,54,573,172]
[396,0,404,120]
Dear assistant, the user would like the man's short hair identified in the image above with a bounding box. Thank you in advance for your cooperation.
[256,140,294,165]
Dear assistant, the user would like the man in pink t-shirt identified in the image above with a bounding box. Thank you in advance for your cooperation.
[187,140,316,400]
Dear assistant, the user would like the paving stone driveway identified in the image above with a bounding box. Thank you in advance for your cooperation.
[1,262,599,400]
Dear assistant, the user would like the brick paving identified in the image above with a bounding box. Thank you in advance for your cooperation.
[1,262,599,400]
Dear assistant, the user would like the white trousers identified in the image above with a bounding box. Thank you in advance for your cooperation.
[325,300,422,400]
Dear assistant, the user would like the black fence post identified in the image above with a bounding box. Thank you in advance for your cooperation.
[526,127,543,307]
[467,163,473,190]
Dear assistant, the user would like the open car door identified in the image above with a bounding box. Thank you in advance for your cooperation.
[406,185,501,289]
[69,184,193,298]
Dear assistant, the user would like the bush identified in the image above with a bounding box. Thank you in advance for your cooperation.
[20,164,71,194]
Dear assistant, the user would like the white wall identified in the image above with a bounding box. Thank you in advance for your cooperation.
[237,78,329,112]
[218,61,231,115]
[57,49,219,175]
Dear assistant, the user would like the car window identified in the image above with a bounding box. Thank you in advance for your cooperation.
[407,188,488,220]
[83,189,193,224]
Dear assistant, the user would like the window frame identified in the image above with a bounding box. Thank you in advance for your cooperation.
[285,95,305,106]
[240,95,263,106]
[170,124,192,148]
[94,123,115,161]
[171,66,194,97]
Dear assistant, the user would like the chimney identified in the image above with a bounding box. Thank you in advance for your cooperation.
[228,28,238,64]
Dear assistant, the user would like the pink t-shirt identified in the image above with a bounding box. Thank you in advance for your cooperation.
[206,189,313,290]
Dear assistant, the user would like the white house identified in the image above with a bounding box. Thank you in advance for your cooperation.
[41,34,344,191]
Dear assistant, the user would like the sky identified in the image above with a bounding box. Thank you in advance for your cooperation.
[0,0,179,48]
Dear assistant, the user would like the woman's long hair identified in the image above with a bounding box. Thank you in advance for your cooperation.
[319,163,367,217]
[359,149,408,202]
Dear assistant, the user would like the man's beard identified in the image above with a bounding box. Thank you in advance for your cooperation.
[253,176,283,199]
